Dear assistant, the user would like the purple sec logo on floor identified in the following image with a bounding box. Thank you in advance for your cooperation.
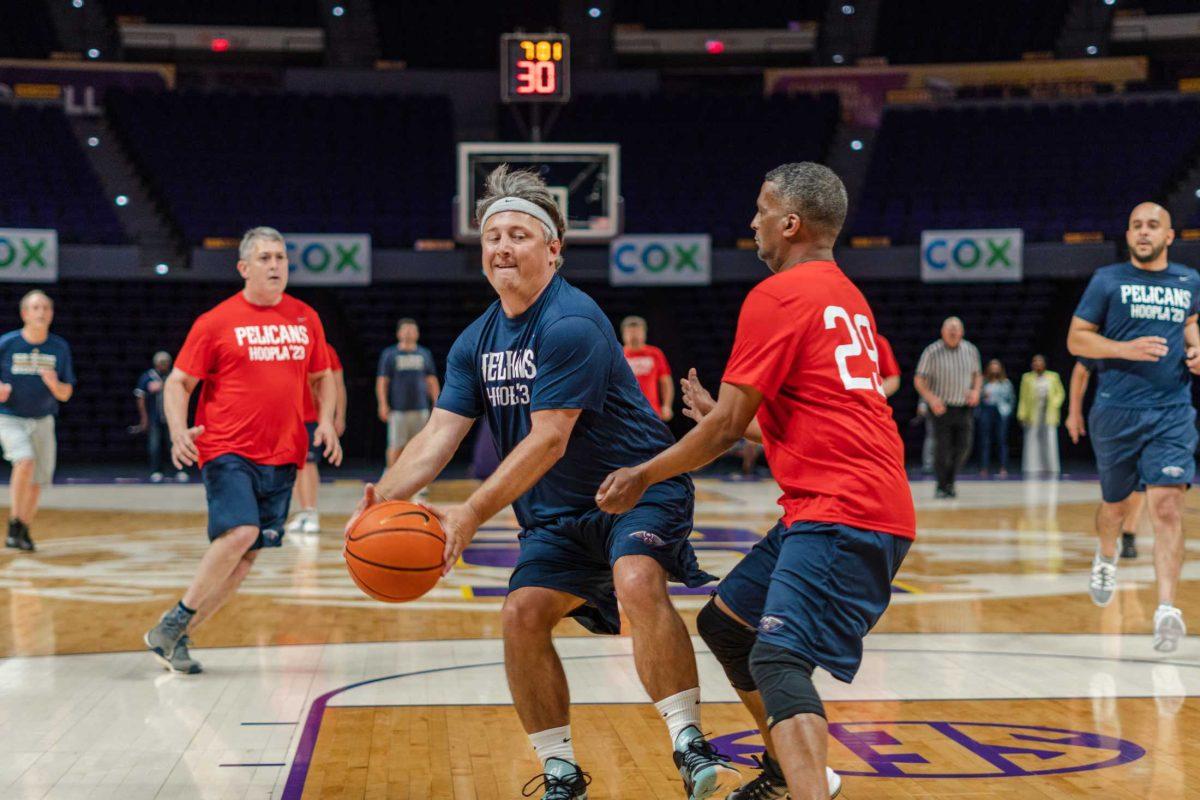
[709,721,1144,778]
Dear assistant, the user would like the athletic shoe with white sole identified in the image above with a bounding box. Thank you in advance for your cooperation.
[1089,553,1117,607]
[673,726,742,799]
[1153,605,1186,653]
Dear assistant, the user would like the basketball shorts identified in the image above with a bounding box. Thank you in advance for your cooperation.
[201,453,297,549]
[509,477,714,635]
[717,520,910,683]
[0,414,56,484]
[388,409,429,450]
[1089,404,1197,503]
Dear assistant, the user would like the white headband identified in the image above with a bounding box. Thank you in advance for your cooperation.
[480,196,560,240]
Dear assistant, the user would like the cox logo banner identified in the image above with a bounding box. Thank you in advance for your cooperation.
[285,234,371,286]
[0,229,58,283]
[610,234,711,286]
[921,229,1022,283]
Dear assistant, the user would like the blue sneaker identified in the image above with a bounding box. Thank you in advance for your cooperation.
[522,757,589,799]
[672,726,742,799]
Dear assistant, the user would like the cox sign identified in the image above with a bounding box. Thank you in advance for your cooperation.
[0,229,58,283]
[921,229,1022,283]
[610,234,711,286]
[285,234,371,286]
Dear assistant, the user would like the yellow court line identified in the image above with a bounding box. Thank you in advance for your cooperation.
[891,579,923,595]
[460,586,475,599]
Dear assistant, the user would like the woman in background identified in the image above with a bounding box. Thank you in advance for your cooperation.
[1018,354,1066,476]
[977,359,1015,478]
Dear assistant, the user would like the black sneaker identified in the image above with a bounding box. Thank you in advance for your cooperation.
[522,758,590,799]
[1121,533,1138,559]
[728,756,787,799]
[8,519,33,552]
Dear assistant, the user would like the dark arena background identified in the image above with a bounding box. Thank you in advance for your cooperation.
[2,2,1200,799]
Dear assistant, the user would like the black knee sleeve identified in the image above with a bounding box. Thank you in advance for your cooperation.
[697,597,758,691]
[749,640,825,727]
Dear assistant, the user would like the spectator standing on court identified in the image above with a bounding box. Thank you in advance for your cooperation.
[977,359,1015,478]
[376,318,439,467]
[914,316,981,498]
[1017,354,1065,476]
[133,351,185,483]
[0,290,73,552]
[622,316,674,420]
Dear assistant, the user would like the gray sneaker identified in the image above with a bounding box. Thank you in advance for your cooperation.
[1153,606,1186,653]
[1089,553,1117,607]
[166,635,202,674]
[144,611,188,667]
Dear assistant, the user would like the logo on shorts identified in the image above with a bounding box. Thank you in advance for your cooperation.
[262,528,281,545]
[759,616,784,633]
[629,530,666,547]
[1162,465,1186,478]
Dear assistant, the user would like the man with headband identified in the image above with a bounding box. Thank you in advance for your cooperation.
[348,166,736,800]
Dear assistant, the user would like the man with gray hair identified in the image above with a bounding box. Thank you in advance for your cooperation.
[143,226,341,673]
[132,350,186,483]
[348,166,732,799]
[914,317,982,498]
[0,290,74,552]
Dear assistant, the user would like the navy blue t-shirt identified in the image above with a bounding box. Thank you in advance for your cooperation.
[437,274,687,530]
[1074,261,1200,409]
[0,330,75,418]
[377,344,437,411]
[134,368,169,424]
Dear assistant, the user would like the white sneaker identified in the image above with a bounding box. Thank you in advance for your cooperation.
[284,513,307,534]
[1153,605,1186,653]
[302,512,320,534]
[149,472,164,483]
[1089,553,1117,607]
[828,767,841,797]
[175,470,189,483]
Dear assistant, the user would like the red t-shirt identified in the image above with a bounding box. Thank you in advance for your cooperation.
[303,343,342,423]
[876,334,900,379]
[624,345,671,410]
[722,262,916,539]
[176,292,330,467]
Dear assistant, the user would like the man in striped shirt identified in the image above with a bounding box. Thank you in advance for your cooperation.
[914,317,982,498]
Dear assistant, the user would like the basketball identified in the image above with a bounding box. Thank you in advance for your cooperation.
[343,500,446,602]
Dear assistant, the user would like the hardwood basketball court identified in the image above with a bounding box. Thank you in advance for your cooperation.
[1,476,1197,798]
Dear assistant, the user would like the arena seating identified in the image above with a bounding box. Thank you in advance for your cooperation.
[104,90,455,247]
[612,0,827,29]
[103,0,322,27]
[0,0,59,59]
[0,106,126,245]
[852,96,1200,243]
[874,0,1069,64]
[499,92,840,245]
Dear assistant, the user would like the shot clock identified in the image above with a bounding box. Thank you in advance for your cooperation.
[500,32,570,103]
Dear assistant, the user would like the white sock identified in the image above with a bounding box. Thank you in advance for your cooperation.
[1096,548,1117,565]
[655,687,701,748]
[529,725,574,767]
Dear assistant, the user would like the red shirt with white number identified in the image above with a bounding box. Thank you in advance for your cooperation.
[302,343,342,423]
[876,334,900,379]
[176,292,330,467]
[722,261,915,539]
[624,345,671,410]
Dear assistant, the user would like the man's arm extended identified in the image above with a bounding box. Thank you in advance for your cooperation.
[1068,316,1167,361]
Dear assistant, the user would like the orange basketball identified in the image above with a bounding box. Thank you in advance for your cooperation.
[343,500,446,602]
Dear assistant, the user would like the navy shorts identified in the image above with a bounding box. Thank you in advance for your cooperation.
[201,453,297,549]
[510,478,715,635]
[1089,404,1197,503]
[305,421,320,464]
[717,520,911,683]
